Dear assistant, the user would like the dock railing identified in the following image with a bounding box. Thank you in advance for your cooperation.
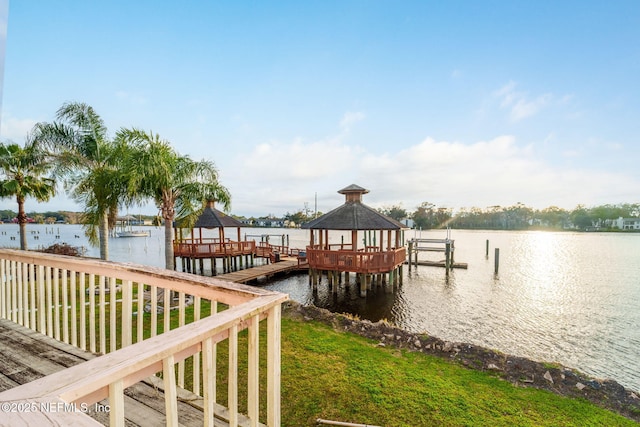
[0,248,288,426]
[305,245,406,274]
[174,239,256,258]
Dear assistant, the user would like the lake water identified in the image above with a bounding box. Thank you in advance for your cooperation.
[2,224,639,392]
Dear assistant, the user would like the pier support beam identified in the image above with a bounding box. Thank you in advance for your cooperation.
[359,274,367,297]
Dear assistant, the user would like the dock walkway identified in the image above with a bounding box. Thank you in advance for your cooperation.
[215,257,307,283]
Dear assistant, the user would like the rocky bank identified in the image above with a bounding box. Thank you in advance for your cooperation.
[283,301,640,423]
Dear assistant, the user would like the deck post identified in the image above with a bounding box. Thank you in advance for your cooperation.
[203,337,216,425]
[248,315,260,424]
[267,305,282,427]
[228,324,238,426]
[0,259,4,319]
[109,379,125,427]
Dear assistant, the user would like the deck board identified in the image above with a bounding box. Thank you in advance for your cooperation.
[0,318,233,426]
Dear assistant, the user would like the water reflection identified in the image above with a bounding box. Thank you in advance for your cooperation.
[263,230,640,392]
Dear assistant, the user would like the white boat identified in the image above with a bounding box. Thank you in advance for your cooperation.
[116,214,150,237]
[117,230,150,238]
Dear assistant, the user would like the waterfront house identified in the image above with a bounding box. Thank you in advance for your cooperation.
[612,217,640,230]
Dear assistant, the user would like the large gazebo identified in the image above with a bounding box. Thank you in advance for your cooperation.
[173,200,255,275]
[301,184,408,296]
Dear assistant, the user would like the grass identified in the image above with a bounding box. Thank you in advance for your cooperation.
[276,317,637,427]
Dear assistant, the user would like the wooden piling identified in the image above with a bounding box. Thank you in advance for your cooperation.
[445,242,451,274]
[494,248,500,274]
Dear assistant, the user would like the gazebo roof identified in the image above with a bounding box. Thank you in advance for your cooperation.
[193,204,244,229]
[302,184,407,230]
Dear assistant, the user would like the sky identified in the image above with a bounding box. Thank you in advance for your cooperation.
[1,1,639,218]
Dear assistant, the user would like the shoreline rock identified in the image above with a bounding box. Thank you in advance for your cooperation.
[282,301,640,423]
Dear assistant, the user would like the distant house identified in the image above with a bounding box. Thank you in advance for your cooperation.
[255,217,285,228]
[612,217,640,230]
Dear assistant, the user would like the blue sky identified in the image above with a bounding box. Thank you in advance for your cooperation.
[1,1,639,218]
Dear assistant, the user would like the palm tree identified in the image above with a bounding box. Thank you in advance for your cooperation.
[117,129,231,270]
[34,102,129,260]
[0,138,56,250]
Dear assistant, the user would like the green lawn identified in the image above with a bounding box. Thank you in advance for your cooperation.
[278,316,636,427]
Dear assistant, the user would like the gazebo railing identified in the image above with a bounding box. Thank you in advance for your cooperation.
[0,248,287,426]
[174,240,256,258]
[305,246,406,274]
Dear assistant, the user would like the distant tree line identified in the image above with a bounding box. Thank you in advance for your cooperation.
[6,201,639,233]
[378,202,640,231]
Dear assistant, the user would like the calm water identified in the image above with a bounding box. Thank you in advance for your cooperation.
[2,224,639,392]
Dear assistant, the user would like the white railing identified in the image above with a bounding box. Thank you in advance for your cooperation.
[0,248,288,426]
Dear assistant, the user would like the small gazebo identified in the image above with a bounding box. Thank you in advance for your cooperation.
[301,184,408,296]
[173,200,256,275]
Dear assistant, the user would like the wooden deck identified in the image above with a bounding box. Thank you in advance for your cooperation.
[216,258,307,283]
[0,318,237,426]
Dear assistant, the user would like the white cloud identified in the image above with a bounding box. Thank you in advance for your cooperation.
[224,133,638,217]
[0,114,38,142]
[494,81,552,122]
[339,111,365,131]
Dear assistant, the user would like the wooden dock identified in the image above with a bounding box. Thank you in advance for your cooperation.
[216,257,308,283]
[407,237,466,271]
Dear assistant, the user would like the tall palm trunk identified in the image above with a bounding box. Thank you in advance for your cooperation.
[164,215,175,270]
[17,196,28,251]
[99,213,109,260]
